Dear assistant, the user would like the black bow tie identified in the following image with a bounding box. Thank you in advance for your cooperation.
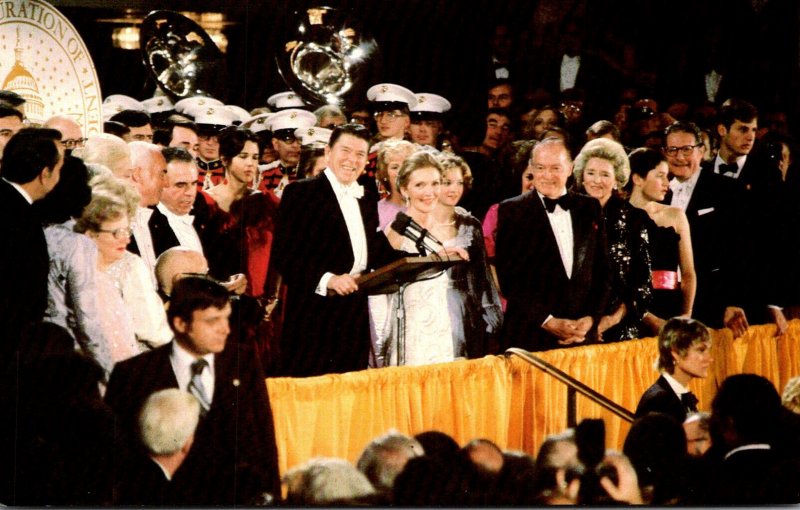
[681,391,699,412]
[543,194,571,213]
[719,162,738,175]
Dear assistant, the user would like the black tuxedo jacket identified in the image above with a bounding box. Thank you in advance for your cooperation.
[708,158,782,323]
[672,167,738,327]
[129,192,239,280]
[104,342,280,505]
[272,172,404,377]
[0,179,49,361]
[634,374,690,425]
[495,191,610,351]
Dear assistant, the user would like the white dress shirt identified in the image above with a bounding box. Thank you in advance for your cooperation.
[560,54,581,92]
[538,191,574,279]
[315,168,368,296]
[156,202,203,254]
[170,340,215,404]
[713,154,747,180]
[132,206,158,289]
[669,168,702,212]
[662,371,691,399]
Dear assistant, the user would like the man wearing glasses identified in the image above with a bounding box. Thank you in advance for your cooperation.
[43,115,85,156]
[367,83,417,143]
[663,121,751,336]
[363,84,418,196]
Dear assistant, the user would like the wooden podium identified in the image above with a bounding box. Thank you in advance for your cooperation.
[355,254,466,295]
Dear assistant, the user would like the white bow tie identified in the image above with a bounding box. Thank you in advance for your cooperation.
[340,183,364,199]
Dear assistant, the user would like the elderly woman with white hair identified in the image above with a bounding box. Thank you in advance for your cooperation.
[74,174,171,375]
[572,138,654,341]
[73,133,134,181]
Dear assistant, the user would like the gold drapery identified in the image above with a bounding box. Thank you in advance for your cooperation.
[266,321,800,475]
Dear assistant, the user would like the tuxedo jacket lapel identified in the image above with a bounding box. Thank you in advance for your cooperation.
[570,195,588,276]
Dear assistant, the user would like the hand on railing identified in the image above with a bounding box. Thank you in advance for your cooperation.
[723,306,749,338]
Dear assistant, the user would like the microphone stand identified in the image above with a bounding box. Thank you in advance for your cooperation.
[415,229,429,256]
[396,282,408,365]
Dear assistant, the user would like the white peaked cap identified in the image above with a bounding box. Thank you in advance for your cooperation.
[267,109,317,133]
[242,113,273,134]
[294,126,333,146]
[366,83,418,109]
[173,96,224,115]
[267,91,307,110]
[410,93,451,114]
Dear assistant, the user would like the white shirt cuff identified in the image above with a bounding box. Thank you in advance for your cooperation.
[541,314,554,327]
[316,272,334,296]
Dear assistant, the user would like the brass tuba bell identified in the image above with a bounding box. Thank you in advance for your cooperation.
[140,10,228,102]
[275,6,381,110]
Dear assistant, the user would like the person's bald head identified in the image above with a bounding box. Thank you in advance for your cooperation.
[129,141,167,206]
[43,115,83,145]
[155,247,208,297]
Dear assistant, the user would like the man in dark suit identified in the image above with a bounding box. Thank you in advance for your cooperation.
[272,123,406,377]
[705,374,800,504]
[495,137,610,352]
[137,146,240,283]
[634,317,712,425]
[708,99,786,332]
[663,121,737,329]
[105,276,280,505]
[0,127,64,503]
[0,127,63,362]
[113,388,201,506]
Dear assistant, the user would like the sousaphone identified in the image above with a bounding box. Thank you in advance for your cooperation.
[276,6,381,110]
[140,10,228,102]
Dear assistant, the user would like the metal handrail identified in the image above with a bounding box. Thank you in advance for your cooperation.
[506,347,635,423]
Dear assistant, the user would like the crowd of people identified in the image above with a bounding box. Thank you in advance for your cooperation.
[0,9,798,504]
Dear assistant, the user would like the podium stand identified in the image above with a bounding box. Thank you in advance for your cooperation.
[356,253,466,295]
[359,254,465,365]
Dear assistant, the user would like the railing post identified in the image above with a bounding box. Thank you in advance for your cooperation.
[567,386,577,428]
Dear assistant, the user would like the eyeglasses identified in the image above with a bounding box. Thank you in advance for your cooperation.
[60,138,87,149]
[663,144,701,157]
[373,110,407,121]
[97,227,133,239]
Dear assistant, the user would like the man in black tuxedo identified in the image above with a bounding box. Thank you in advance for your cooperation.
[0,127,66,503]
[709,99,786,332]
[634,317,712,425]
[139,146,241,283]
[495,137,610,352]
[663,121,737,329]
[0,127,63,362]
[104,277,280,505]
[273,123,406,377]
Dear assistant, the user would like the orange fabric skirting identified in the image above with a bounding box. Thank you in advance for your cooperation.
[266,320,800,475]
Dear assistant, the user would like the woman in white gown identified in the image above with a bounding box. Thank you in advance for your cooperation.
[378,151,459,366]
[75,175,171,375]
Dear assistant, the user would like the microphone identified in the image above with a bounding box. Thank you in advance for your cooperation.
[390,211,443,256]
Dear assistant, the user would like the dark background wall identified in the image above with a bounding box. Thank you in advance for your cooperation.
[52,0,800,141]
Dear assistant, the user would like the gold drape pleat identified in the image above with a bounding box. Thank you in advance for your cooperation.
[266,320,800,475]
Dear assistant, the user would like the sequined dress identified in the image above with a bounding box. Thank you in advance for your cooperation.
[602,195,654,341]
